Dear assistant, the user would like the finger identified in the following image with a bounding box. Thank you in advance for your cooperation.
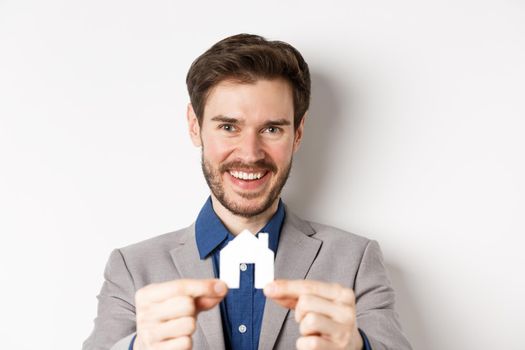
[136,279,227,305]
[157,335,192,350]
[155,317,197,340]
[139,296,196,323]
[266,296,298,309]
[142,295,226,323]
[296,335,334,350]
[195,295,226,311]
[299,312,351,346]
[264,280,354,305]
[295,294,354,324]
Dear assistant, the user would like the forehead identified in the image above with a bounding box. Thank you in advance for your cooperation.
[202,78,294,123]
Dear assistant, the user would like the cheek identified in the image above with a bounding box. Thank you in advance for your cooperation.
[202,136,232,163]
[267,142,294,164]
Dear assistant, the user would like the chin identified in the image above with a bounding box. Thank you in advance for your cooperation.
[222,193,276,218]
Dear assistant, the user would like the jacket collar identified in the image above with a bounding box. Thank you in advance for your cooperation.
[195,196,285,259]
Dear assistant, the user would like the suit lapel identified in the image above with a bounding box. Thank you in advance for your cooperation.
[258,209,322,350]
[169,224,226,350]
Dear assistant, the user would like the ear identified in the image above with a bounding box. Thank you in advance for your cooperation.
[187,103,202,147]
[292,113,307,153]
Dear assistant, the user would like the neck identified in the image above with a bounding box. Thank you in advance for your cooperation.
[210,195,279,235]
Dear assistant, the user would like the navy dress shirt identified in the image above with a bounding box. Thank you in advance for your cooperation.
[129,197,372,350]
[195,197,284,350]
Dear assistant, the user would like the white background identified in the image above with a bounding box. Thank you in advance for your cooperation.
[1,1,524,349]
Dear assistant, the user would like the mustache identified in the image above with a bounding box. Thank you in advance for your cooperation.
[219,159,277,173]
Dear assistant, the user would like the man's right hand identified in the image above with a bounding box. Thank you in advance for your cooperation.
[134,278,228,350]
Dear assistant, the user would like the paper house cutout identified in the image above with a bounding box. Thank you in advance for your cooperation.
[219,229,274,289]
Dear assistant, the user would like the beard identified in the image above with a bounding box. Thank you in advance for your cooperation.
[201,152,292,218]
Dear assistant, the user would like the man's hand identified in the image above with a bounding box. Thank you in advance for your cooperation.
[134,279,228,350]
[264,280,363,350]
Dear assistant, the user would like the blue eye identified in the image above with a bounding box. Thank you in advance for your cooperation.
[220,124,236,132]
[264,126,281,134]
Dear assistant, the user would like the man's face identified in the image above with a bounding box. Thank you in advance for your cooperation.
[188,78,305,218]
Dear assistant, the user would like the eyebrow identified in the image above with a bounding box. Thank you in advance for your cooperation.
[210,115,239,124]
[262,118,291,127]
[210,115,291,127]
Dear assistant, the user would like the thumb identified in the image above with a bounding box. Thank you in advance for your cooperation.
[195,280,228,311]
[195,295,226,311]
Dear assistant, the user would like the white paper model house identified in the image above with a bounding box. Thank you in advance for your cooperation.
[219,229,274,289]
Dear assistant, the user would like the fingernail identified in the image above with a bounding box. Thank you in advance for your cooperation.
[214,281,226,294]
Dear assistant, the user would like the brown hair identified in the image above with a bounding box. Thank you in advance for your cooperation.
[186,33,310,129]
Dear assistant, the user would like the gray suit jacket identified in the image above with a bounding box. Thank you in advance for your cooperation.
[83,209,412,350]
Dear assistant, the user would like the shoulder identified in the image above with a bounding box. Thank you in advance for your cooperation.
[310,220,374,258]
[310,220,370,243]
[118,225,191,255]
[283,209,384,288]
[119,226,187,255]
[109,224,195,285]
[285,208,372,251]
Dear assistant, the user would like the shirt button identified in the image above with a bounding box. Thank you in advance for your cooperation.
[238,324,247,333]
[239,263,248,271]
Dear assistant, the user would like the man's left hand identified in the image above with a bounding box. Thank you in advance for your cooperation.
[264,280,363,350]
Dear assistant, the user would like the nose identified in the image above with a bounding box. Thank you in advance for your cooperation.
[236,130,265,163]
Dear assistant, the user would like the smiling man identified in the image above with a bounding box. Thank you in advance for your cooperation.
[191,78,299,232]
[83,34,412,350]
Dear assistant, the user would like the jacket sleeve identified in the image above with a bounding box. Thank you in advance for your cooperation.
[83,249,137,350]
[354,240,413,350]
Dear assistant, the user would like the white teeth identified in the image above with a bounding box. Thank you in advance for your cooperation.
[230,171,264,180]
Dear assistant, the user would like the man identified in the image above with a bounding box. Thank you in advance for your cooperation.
[83,34,412,350]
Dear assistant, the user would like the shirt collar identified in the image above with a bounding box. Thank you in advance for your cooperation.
[195,196,286,260]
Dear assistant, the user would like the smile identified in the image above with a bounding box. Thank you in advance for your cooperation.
[226,169,271,191]
[229,170,268,181]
